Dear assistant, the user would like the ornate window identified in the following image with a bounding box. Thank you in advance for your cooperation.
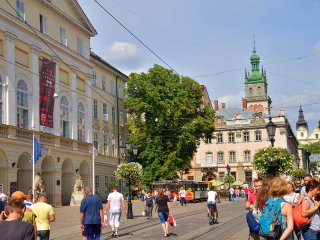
[16,0,25,20]
[17,79,28,128]
[60,27,67,46]
[60,96,69,138]
[77,103,85,141]
[93,99,98,119]
[255,131,262,141]
[244,150,251,162]
[103,104,108,121]
[228,132,235,143]
[217,152,224,164]
[102,76,106,91]
[316,134,319,139]
[243,131,250,142]
[103,134,109,155]
[229,151,236,163]
[205,152,213,163]
[217,133,223,143]
[93,131,99,150]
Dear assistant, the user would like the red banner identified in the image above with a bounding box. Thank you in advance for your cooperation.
[39,57,56,129]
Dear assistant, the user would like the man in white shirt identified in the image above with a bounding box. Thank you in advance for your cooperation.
[0,190,7,203]
[105,186,125,238]
[179,187,187,206]
[229,187,235,201]
[207,187,220,221]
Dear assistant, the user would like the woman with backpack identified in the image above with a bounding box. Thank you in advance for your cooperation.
[301,179,320,240]
[256,177,293,240]
[144,191,154,220]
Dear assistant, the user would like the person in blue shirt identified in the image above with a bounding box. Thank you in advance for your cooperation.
[80,187,104,240]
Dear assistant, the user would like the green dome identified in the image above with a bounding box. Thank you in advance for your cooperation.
[250,52,260,61]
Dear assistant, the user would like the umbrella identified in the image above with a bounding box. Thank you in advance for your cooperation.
[231,180,244,186]
[210,180,224,187]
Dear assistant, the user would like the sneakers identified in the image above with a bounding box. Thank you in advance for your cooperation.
[114,234,119,238]
[111,231,115,238]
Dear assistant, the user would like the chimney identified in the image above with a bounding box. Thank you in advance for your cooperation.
[221,103,226,109]
[214,100,219,111]
[242,98,247,109]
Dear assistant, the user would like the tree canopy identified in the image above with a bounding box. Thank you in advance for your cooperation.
[125,65,215,184]
[252,147,293,176]
[301,141,320,154]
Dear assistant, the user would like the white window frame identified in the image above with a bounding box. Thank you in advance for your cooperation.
[217,152,224,164]
[229,151,236,163]
[205,152,213,164]
[217,133,223,143]
[93,99,98,119]
[60,27,67,46]
[77,103,85,141]
[103,134,109,155]
[40,14,48,34]
[243,131,250,142]
[93,132,99,151]
[244,150,251,162]
[119,111,124,127]
[17,79,28,128]
[92,71,97,86]
[255,131,262,141]
[228,132,235,143]
[60,96,69,138]
[110,80,115,94]
[16,0,25,21]
[103,103,108,121]
[76,38,83,56]
[102,76,106,91]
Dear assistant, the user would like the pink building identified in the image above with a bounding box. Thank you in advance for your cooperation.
[186,44,298,184]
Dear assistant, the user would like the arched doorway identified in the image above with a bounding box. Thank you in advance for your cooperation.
[61,159,73,205]
[201,170,217,182]
[41,156,54,204]
[0,150,8,193]
[17,152,32,194]
[79,160,90,188]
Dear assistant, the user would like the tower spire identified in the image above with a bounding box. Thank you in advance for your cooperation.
[296,104,308,130]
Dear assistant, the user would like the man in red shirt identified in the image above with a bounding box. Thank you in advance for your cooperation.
[244,187,249,201]
[245,179,262,210]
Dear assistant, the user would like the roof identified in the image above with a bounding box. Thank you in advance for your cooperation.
[216,107,267,120]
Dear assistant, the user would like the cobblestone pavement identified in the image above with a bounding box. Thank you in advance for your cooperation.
[51,199,249,240]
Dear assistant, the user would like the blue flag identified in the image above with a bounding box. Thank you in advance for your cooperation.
[32,137,44,163]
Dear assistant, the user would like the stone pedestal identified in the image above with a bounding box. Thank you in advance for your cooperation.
[70,192,84,206]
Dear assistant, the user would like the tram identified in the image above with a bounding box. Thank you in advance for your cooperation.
[151,180,208,202]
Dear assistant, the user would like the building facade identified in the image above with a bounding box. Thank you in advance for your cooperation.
[0,0,128,205]
[187,45,299,184]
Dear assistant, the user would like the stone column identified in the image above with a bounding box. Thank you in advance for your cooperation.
[30,45,40,131]
[85,76,92,143]
[52,57,60,136]
[70,68,78,140]
[4,31,17,126]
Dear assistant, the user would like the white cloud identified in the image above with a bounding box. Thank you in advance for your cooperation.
[106,42,143,70]
[218,92,244,108]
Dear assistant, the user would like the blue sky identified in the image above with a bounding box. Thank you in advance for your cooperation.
[78,0,320,132]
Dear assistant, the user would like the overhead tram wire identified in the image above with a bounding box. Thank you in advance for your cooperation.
[5,0,122,109]
[92,0,177,74]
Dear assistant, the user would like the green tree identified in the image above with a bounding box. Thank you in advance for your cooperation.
[291,168,307,180]
[115,162,143,186]
[252,147,293,176]
[301,141,320,154]
[125,65,215,184]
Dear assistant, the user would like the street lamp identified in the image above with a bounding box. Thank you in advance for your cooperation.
[306,151,311,174]
[119,142,138,219]
[266,117,276,147]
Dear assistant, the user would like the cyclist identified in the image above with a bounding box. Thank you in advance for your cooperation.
[207,186,220,223]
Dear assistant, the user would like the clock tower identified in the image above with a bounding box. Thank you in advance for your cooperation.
[244,42,271,115]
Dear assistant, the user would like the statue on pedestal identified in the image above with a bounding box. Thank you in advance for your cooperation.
[70,174,85,206]
[34,173,44,201]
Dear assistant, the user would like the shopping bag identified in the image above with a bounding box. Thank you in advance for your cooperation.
[168,215,176,227]
[142,210,146,216]
[104,214,108,224]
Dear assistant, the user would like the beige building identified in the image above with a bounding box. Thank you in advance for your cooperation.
[0,0,127,205]
[187,45,299,184]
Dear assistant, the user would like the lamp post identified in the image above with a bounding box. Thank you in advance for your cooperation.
[266,116,276,147]
[306,151,311,174]
[119,142,138,219]
[226,164,231,201]
[295,157,300,169]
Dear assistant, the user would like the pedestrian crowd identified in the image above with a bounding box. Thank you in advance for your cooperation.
[245,174,320,240]
[0,190,55,240]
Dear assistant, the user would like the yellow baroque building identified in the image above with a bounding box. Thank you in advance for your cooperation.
[0,0,128,206]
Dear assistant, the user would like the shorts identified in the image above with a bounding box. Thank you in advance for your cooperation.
[207,202,217,211]
[158,212,169,224]
[109,212,121,228]
[84,224,101,240]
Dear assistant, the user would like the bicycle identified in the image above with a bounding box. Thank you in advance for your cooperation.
[208,203,218,225]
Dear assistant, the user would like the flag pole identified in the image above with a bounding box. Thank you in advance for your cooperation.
[92,145,95,195]
[32,134,35,201]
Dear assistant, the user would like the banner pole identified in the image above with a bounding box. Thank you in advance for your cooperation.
[32,134,35,201]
